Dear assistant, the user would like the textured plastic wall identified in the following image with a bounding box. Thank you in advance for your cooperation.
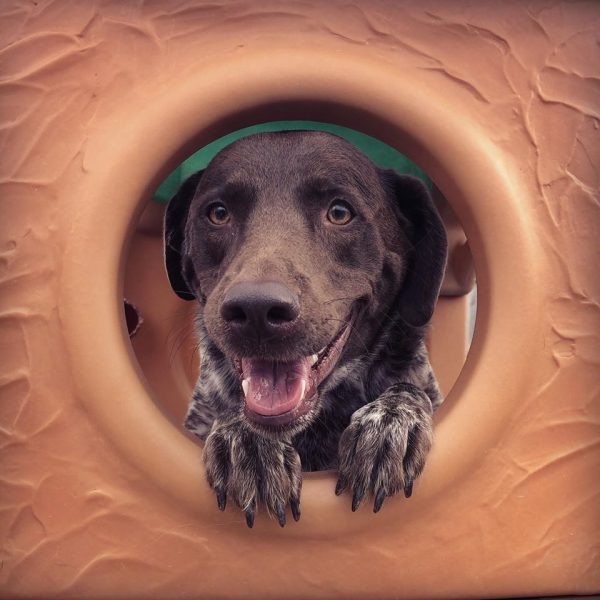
[0,1,598,598]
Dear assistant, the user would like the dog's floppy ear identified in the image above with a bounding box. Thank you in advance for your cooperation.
[163,170,204,301]
[381,171,448,328]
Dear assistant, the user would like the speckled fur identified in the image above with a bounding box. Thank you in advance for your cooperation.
[166,131,447,524]
[185,307,441,515]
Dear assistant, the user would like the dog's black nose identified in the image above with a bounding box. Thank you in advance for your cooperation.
[221,281,300,336]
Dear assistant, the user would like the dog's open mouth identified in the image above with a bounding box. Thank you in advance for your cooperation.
[234,319,353,427]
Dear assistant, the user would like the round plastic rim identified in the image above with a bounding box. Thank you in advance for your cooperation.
[60,47,541,536]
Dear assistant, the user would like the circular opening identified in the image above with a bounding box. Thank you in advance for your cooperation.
[124,121,477,441]
[60,50,540,534]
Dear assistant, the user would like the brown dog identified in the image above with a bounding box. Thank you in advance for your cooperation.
[164,131,447,527]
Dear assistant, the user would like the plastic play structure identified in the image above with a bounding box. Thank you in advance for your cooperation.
[1,2,598,598]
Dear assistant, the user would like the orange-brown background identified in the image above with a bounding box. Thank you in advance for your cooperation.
[1,1,598,598]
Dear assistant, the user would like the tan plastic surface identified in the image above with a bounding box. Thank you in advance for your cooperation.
[433,186,476,297]
[1,2,599,598]
[125,224,198,427]
[427,295,471,398]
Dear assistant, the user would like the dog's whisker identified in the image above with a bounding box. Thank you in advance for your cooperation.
[322,296,356,305]
[167,327,198,368]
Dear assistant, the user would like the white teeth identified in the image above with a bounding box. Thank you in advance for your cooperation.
[300,379,307,401]
[242,378,250,397]
[310,354,319,366]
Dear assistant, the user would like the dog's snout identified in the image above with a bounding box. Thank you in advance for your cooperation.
[221,281,300,336]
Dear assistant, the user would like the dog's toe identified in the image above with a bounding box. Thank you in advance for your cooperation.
[203,418,303,527]
[337,388,433,512]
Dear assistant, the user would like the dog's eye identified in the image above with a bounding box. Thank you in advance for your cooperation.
[327,201,354,225]
[206,203,230,225]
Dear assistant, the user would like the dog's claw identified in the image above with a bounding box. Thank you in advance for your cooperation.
[404,479,413,498]
[373,487,386,513]
[276,506,286,527]
[216,486,227,511]
[351,486,365,512]
[245,508,255,529]
[290,497,301,522]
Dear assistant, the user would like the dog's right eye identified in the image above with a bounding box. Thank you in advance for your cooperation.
[206,203,230,225]
[326,201,354,226]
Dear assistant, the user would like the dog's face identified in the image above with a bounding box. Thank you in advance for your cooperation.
[165,131,446,436]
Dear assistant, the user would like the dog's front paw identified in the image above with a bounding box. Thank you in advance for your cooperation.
[203,419,302,528]
[336,383,433,512]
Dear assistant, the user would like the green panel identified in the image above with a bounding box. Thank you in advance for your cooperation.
[154,121,430,203]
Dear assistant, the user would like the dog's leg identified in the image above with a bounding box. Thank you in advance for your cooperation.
[203,416,302,528]
[336,382,434,512]
[184,388,218,441]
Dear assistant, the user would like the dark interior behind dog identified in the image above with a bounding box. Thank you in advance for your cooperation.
[164,131,447,528]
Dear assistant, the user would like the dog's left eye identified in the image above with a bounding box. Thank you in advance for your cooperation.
[327,201,354,225]
[206,203,230,225]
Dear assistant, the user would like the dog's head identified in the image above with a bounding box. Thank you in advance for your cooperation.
[165,131,447,435]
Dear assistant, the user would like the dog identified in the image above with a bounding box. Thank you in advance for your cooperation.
[164,131,447,528]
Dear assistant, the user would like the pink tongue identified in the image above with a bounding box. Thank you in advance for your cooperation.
[241,358,312,416]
